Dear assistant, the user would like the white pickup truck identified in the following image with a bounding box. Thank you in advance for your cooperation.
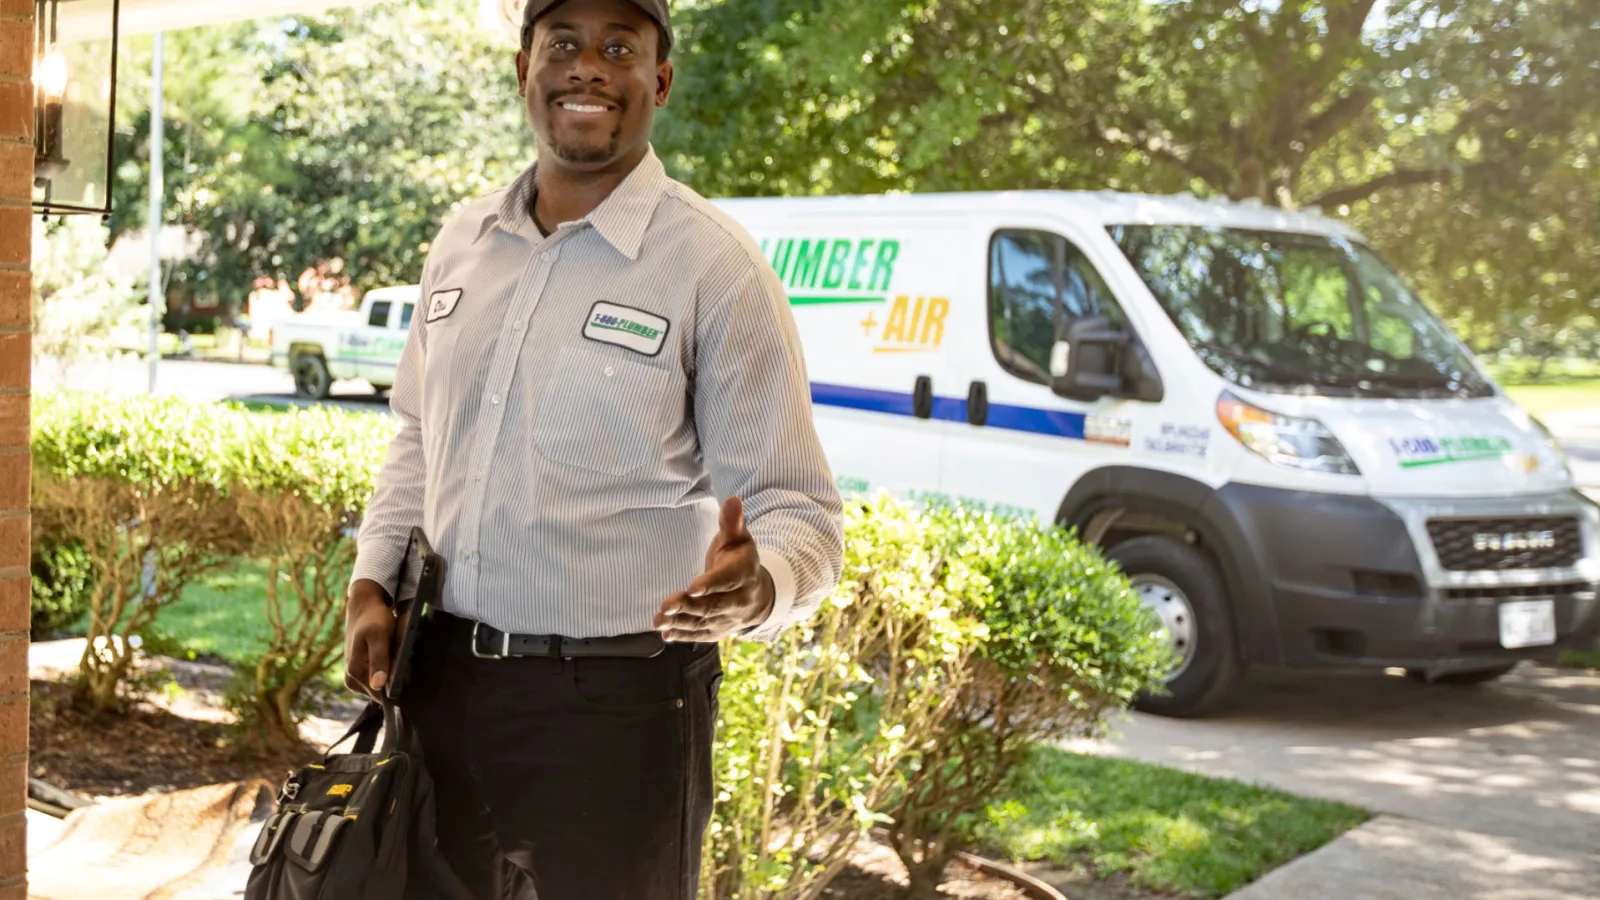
[269,285,419,399]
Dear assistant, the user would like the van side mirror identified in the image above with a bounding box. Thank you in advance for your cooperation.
[1050,316,1164,403]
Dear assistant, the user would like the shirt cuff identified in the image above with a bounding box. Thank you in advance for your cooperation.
[350,543,407,601]
[746,546,797,641]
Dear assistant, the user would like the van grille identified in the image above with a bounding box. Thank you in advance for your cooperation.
[1426,517,1582,571]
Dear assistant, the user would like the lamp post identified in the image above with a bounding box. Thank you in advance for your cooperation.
[147,32,163,394]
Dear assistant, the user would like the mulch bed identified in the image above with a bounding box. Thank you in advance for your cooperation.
[28,679,319,799]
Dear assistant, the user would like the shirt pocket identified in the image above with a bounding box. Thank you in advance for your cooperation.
[533,344,674,476]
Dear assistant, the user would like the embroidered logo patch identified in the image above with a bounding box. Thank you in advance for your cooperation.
[426,288,463,323]
[582,302,670,356]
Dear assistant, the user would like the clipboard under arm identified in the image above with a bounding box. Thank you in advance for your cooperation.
[384,526,446,702]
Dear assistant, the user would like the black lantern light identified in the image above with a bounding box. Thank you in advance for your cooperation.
[32,0,121,218]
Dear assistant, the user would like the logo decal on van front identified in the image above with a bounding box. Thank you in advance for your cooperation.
[1390,435,1514,469]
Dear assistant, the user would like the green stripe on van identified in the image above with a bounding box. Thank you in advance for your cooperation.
[788,295,886,306]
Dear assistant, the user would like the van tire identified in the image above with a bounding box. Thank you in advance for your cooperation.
[1107,536,1241,718]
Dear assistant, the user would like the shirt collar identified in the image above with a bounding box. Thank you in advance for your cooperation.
[474,146,668,261]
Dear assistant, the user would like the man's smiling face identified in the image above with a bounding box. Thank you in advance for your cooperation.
[517,0,673,173]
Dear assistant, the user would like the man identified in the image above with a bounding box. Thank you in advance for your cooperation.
[340,0,845,896]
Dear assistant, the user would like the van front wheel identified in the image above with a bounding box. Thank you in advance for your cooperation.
[1107,536,1241,718]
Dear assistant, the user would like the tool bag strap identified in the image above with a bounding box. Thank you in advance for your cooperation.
[324,700,387,759]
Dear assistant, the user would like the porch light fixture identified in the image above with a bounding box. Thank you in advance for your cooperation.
[33,0,121,217]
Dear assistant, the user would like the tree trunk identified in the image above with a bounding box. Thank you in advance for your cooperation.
[905,857,949,900]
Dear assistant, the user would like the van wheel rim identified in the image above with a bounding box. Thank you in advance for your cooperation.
[1131,575,1197,681]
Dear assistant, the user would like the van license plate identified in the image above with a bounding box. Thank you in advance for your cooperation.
[1499,599,1556,650]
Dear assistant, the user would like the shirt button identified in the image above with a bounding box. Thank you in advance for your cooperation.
[491,394,501,405]
[604,366,615,377]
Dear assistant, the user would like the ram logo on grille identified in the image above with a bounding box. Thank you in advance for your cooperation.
[1473,530,1557,553]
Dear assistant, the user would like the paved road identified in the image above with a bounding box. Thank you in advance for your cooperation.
[1075,665,1600,898]
[33,356,391,414]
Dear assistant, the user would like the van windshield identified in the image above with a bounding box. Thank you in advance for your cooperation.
[1107,225,1493,399]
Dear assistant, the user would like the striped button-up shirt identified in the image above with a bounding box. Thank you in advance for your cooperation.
[351,147,844,642]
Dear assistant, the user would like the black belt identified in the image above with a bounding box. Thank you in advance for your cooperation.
[448,614,666,660]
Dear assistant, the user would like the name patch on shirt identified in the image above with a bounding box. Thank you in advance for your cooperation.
[583,302,670,357]
[426,288,463,323]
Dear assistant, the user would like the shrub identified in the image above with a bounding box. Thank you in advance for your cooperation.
[31,392,252,710]
[701,497,988,900]
[223,405,394,749]
[880,508,1173,898]
[29,528,96,636]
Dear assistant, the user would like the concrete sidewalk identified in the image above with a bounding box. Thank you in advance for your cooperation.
[1075,666,1600,899]
[1225,815,1600,900]
[1545,407,1600,492]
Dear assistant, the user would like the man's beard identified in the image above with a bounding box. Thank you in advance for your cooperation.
[551,127,623,165]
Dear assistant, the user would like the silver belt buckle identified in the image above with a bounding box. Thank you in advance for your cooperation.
[470,621,511,660]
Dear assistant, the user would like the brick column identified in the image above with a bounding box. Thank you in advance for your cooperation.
[0,0,27,896]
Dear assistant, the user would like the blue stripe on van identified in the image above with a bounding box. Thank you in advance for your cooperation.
[809,382,1089,440]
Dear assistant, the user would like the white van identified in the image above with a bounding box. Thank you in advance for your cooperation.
[712,190,1600,716]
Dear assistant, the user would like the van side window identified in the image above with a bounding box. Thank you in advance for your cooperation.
[989,230,1126,384]
[368,301,393,329]
[989,231,1059,383]
[399,303,415,331]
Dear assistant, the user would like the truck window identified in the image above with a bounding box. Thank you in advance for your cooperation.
[368,301,393,329]
[399,303,415,331]
[989,230,1128,385]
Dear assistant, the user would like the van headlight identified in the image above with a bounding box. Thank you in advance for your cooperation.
[1529,416,1573,477]
[1216,392,1360,476]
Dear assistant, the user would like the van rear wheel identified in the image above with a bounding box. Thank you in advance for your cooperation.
[1107,536,1241,718]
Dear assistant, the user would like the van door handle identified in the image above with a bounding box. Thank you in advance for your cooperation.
[967,381,989,426]
[912,375,934,420]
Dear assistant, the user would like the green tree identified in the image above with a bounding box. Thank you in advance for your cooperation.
[111,0,537,311]
[655,0,1599,354]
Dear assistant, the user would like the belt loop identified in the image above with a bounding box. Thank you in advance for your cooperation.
[550,635,563,659]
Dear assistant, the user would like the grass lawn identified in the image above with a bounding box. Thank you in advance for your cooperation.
[1501,379,1600,417]
[1558,645,1600,670]
[982,747,1370,899]
[73,560,345,678]
[142,561,281,665]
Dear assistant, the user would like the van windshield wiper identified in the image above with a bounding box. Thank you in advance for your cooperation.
[1193,342,1404,397]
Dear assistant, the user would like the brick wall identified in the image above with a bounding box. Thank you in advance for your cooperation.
[0,0,26,894]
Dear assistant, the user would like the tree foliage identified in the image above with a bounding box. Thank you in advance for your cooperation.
[654,0,1599,352]
[106,0,1596,349]
[110,0,536,310]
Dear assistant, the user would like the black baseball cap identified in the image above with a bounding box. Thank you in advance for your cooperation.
[522,0,674,52]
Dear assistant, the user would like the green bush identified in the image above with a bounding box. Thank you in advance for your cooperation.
[31,391,253,710]
[223,405,394,749]
[878,507,1172,898]
[30,531,96,636]
[701,496,987,900]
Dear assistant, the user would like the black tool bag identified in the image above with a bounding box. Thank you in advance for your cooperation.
[244,700,471,900]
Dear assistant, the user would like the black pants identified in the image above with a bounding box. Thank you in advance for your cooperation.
[402,611,722,900]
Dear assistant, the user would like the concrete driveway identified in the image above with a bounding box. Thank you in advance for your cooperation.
[1078,665,1600,898]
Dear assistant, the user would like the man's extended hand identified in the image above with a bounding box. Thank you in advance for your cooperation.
[345,578,396,699]
[654,496,774,642]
